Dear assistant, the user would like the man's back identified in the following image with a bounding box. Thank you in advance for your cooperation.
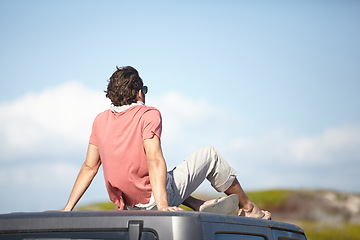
[90,105,162,209]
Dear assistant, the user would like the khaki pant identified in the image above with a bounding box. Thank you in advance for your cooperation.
[167,146,237,207]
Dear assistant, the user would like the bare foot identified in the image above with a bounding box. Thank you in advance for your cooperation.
[238,202,271,220]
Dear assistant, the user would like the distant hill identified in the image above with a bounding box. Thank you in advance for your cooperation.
[247,189,360,224]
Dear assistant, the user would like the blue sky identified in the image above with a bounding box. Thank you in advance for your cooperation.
[1,0,359,214]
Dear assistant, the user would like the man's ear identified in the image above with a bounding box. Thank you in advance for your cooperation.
[136,90,144,102]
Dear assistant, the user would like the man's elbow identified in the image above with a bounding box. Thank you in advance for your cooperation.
[82,162,100,173]
[147,156,166,168]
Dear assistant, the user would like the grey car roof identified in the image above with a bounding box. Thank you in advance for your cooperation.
[0,211,304,235]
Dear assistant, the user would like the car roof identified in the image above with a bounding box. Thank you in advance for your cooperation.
[0,210,304,235]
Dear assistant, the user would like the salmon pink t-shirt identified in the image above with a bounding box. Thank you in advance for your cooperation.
[89,105,162,209]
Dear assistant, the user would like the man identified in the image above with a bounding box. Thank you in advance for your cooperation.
[62,66,271,219]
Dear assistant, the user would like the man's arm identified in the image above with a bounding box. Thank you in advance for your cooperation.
[61,144,101,211]
[143,135,182,211]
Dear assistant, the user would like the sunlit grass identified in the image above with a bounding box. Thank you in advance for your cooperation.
[298,221,360,240]
[75,201,117,211]
[180,190,292,211]
[246,189,293,209]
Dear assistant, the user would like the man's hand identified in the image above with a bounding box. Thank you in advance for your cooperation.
[59,208,71,212]
[157,206,184,211]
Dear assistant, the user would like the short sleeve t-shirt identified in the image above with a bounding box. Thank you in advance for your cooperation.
[89,105,162,209]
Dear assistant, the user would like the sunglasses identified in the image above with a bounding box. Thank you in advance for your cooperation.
[141,86,148,94]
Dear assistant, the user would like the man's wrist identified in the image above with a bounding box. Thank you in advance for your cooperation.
[62,205,73,211]
[156,204,169,210]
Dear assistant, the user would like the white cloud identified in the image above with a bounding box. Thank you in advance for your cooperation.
[224,126,360,192]
[291,126,360,164]
[0,161,108,213]
[0,82,109,161]
[148,91,222,140]
[0,162,78,189]
[229,125,360,166]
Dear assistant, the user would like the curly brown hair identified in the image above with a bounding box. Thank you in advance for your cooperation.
[105,66,144,106]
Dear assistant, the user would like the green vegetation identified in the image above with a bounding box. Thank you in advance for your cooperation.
[299,222,360,240]
[180,190,293,211]
[246,189,293,209]
[75,201,117,211]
